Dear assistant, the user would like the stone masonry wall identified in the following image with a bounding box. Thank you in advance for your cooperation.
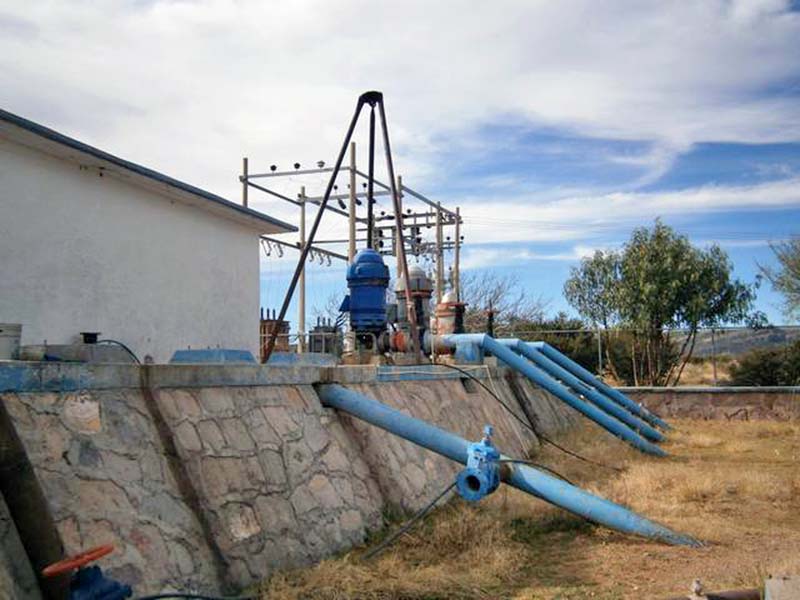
[625,387,800,421]
[153,384,384,589]
[0,364,580,595]
[0,493,41,600]
[1,388,220,592]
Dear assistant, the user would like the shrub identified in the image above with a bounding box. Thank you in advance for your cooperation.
[729,340,800,386]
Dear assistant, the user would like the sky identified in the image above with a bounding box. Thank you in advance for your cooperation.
[2,0,799,325]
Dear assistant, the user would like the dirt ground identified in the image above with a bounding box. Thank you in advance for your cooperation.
[259,418,800,599]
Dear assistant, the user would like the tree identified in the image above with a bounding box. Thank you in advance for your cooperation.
[563,251,624,380]
[564,220,762,386]
[760,238,800,322]
[459,271,547,333]
[730,340,800,386]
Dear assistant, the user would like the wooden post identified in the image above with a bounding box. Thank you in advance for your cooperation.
[435,201,443,304]
[454,206,461,302]
[348,142,356,263]
[242,157,249,207]
[298,186,306,353]
[396,175,404,280]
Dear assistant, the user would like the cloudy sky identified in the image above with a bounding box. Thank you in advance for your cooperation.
[2,0,799,323]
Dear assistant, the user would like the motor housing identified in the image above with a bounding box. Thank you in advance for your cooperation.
[341,248,390,334]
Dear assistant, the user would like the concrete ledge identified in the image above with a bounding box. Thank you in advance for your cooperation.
[620,386,800,394]
[0,362,507,392]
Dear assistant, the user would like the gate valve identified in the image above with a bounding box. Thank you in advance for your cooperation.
[456,424,501,502]
[43,544,132,600]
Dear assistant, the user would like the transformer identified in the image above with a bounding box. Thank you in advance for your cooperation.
[341,248,390,334]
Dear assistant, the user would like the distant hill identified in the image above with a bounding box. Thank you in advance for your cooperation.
[689,326,800,358]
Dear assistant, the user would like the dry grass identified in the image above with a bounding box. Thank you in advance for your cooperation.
[259,419,800,599]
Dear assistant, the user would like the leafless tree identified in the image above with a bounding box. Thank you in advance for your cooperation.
[459,271,548,333]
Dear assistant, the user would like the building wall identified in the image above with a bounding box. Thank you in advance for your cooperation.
[0,138,259,363]
[0,362,580,594]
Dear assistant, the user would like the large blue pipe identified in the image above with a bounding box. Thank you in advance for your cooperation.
[437,334,666,457]
[528,342,671,431]
[496,339,664,443]
[317,384,699,546]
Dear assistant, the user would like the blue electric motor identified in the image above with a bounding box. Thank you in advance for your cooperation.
[340,248,390,333]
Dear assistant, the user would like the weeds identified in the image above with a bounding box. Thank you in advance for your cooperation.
[260,419,799,600]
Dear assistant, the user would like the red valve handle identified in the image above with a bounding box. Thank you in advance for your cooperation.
[42,544,114,577]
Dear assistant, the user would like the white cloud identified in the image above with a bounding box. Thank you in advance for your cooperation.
[458,177,800,245]
[1,0,799,212]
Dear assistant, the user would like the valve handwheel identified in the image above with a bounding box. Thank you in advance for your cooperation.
[42,544,115,577]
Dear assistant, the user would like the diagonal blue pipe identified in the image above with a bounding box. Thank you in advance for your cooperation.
[495,339,664,443]
[528,342,671,431]
[317,383,699,547]
[438,334,666,457]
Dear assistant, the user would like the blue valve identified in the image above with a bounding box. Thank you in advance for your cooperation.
[42,544,132,600]
[455,425,501,502]
[69,565,132,600]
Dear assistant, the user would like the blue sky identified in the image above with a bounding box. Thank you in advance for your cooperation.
[2,1,799,325]
[437,135,800,323]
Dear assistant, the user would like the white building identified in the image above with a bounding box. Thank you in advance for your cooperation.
[0,109,295,363]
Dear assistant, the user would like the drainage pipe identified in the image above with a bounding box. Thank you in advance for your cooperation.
[317,384,699,546]
[436,334,666,457]
[497,339,663,443]
[529,341,671,431]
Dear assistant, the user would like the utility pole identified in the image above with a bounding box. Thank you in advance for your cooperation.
[435,201,443,304]
[396,175,404,281]
[298,186,306,353]
[348,142,356,262]
[454,206,461,302]
[242,157,248,207]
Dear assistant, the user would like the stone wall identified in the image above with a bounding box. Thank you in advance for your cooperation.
[624,386,800,421]
[0,362,580,595]
[0,493,40,600]
[2,387,220,592]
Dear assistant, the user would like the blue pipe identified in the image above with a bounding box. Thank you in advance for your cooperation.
[496,339,664,443]
[438,334,666,457]
[528,342,671,431]
[317,384,699,546]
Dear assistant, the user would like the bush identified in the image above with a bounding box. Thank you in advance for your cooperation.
[729,340,800,386]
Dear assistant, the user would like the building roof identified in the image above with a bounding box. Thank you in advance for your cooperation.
[0,108,296,235]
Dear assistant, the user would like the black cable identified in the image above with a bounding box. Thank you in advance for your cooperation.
[97,339,141,364]
[363,480,457,561]
[433,362,623,473]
